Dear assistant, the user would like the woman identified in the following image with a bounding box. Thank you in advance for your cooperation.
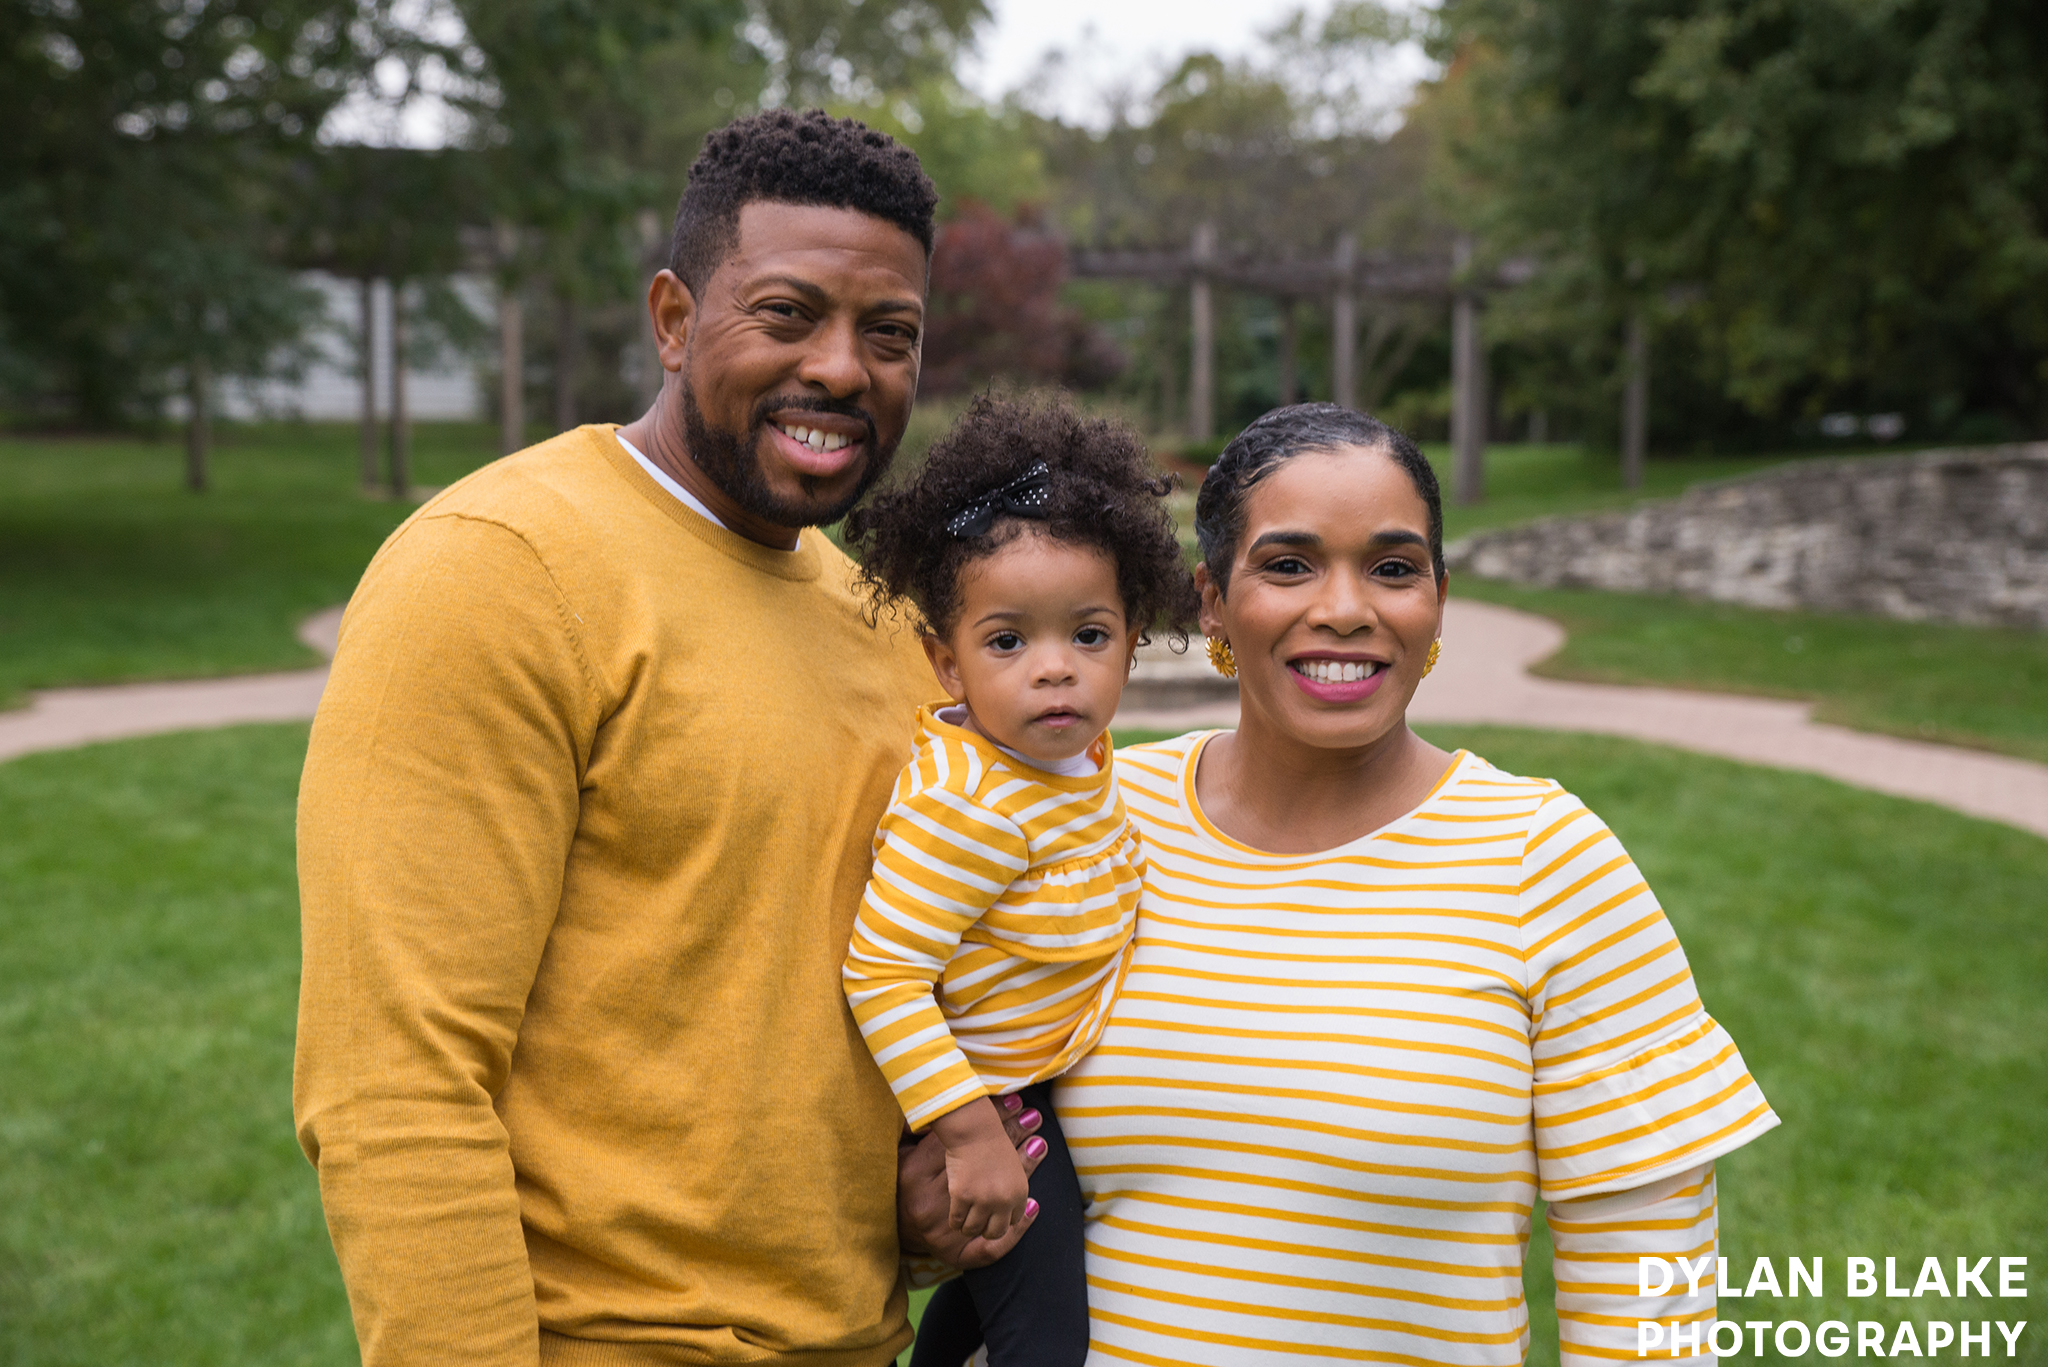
[906,403,1777,1364]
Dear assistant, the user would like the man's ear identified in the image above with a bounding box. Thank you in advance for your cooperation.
[647,270,696,374]
[921,632,968,703]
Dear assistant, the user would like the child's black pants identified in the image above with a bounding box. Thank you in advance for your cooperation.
[908,1082,1088,1367]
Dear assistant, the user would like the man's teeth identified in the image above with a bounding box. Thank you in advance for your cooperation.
[779,423,851,454]
[1296,660,1383,684]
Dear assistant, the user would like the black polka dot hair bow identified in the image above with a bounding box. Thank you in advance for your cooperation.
[943,461,1054,538]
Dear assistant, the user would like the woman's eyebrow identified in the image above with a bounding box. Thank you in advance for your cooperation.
[1246,528,1428,553]
[1246,530,1321,552]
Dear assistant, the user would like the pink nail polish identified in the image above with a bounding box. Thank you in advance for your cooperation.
[1002,1094,1023,1112]
[1025,1136,1048,1159]
[1019,1109,1041,1129]
[1025,1199,1039,1218]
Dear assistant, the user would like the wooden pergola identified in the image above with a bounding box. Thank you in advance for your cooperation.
[1069,225,1537,504]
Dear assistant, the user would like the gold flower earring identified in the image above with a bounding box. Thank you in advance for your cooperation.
[1205,637,1237,678]
[1422,639,1442,677]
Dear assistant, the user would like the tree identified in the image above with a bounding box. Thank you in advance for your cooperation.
[1433,0,2048,441]
[0,0,382,456]
[1021,4,1449,431]
[921,202,1121,394]
[434,0,992,433]
[284,146,486,494]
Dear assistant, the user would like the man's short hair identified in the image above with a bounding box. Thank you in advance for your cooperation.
[667,108,938,295]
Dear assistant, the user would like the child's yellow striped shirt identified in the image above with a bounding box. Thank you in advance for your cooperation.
[844,704,1141,1129]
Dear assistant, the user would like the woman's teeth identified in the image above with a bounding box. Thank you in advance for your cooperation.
[1295,659,1383,684]
[778,423,852,454]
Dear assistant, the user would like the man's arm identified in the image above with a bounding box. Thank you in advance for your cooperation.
[294,514,602,1367]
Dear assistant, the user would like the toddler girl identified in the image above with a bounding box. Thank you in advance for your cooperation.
[842,396,1198,1367]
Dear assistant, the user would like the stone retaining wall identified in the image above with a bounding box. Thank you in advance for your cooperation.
[1445,444,2048,628]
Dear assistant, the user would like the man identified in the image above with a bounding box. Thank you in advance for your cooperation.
[295,109,1035,1367]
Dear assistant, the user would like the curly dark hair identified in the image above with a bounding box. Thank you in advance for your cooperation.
[1194,402,1443,594]
[845,395,1200,643]
[667,108,938,294]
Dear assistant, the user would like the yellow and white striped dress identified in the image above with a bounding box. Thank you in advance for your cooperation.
[1059,735,1779,1365]
[844,704,1142,1130]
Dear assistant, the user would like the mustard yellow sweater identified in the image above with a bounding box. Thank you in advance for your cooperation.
[294,425,933,1367]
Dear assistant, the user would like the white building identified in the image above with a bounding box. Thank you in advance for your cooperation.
[208,270,495,422]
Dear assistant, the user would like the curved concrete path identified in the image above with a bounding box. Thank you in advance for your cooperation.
[0,607,341,765]
[1116,597,2048,842]
[2,599,2044,842]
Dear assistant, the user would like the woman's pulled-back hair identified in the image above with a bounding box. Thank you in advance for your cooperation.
[845,395,1200,642]
[1193,402,1443,593]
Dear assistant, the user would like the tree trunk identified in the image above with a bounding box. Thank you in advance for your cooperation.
[1331,234,1357,409]
[499,280,525,455]
[1157,335,1177,437]
[553,291,580,433]
[185,357,211,494]
[1358,314,1425,414]
[1277,299,1298,407]
[1451,238,1486,506]
[1622,311,1649,490]
[1187,223,1215,442]
[359,277,380,491]
[388,279,411,500]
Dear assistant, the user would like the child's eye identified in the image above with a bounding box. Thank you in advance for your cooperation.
[988,631,1024,652]
[1074,626,1111,647]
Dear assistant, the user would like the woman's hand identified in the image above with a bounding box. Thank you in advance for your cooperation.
[898,1093,1046,1268]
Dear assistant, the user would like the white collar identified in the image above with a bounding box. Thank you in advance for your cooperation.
[616,431,730,532]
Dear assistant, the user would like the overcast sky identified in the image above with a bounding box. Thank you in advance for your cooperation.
[959,0,1320,123]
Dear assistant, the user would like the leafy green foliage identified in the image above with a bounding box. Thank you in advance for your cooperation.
[842,76,1047,218]
[0,0,378,424]
[1434,0,2048,439]
[750,0,990,108]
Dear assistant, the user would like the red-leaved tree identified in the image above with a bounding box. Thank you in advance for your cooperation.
[922,203,1124,394]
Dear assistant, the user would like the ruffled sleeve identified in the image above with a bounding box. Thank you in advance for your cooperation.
[1519,789,1779,1200]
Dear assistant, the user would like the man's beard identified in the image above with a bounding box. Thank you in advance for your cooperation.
[680,378,896,530]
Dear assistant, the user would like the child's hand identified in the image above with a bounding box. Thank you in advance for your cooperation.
[929,1097,1034,1240]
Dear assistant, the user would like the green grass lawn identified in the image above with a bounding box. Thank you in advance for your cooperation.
[5,723,2041,1364]
[0,423,502,708]
[0,725,353,1365]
